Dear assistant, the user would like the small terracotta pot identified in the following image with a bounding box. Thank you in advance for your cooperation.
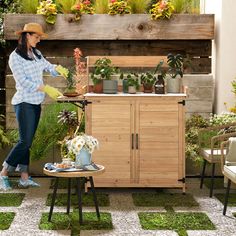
[143,84,153,93]
[93,81,103,93]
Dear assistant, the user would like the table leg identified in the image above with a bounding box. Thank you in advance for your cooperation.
[77,177,83,224]
[67,178,71,214]
[89,176,100,219]
[48,177,59,222]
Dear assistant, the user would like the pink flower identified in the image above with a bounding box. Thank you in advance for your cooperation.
[159,0,167,10]
[74,48,83,61]
[75,4,81,11]
[83,0,91,5]
[111,0,116,3]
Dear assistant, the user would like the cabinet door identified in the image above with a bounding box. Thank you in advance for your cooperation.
[137,98,184,187]
[86,99,133,187]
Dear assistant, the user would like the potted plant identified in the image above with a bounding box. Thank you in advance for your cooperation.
[140,60,165,93]
[63,68,79,97]
[60,132,99,167]
[120,72,140,93]
[166,53,183,93]
[140,71,157,93]
[91,58,119,94]
[127,72,140,94]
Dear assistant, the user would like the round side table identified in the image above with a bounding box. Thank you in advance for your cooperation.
[43,165,105,224]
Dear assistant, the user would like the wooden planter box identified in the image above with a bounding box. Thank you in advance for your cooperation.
[4,13,214,40]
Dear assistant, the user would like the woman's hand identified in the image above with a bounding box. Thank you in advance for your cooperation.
[39,84,63,100]
[55,65,69,79]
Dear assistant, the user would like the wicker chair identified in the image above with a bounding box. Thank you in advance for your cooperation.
[220,139,236,215]
[198,123,236,197]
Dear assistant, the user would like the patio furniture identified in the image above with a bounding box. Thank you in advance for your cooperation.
[199,123,236,197]
[221,139,236,215]
[43,165,105,224]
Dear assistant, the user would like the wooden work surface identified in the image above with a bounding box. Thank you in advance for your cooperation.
[43,165,105,178]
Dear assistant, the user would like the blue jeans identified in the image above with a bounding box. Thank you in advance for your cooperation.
[4,102,41,173]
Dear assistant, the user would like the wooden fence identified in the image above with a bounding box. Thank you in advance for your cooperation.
[3,13,214,128]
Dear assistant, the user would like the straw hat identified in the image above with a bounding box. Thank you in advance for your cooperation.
[15,23,48,38]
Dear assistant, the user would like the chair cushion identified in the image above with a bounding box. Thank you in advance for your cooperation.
[224,165,236,182]
[226,137,236,162]
[201,149,226,163]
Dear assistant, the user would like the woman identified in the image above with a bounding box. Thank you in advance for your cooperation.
[0,23,67,190]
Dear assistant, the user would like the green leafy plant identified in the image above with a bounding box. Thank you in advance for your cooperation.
[140,71,156,87]
[140,60,165,86]
[0,0,21,47]
[55,0,76,13]
[64,68,76,92]
[150,0,174,20]
[91,58,119,84]
[20,0,38,13]
[167,53,184,78]
[30,103,76,161]
[94,0,109,13]
[0,115,10,149]
[170,0,200,14]
[231,79,236,94]
[121,72,140,90]
[108,0,131,15]
[185,114,209,163]
[128,0,150,13]
[37,0,58,24]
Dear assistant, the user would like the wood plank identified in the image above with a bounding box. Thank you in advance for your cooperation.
[4,14,214,40]
[4,40,212,57]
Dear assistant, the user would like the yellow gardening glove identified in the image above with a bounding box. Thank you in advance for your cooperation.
[55,65,69,79]
[43,85,63,100]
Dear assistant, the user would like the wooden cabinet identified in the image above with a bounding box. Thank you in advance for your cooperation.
[85,94,186,191]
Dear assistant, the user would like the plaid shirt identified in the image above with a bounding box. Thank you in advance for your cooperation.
[9,49,58,105]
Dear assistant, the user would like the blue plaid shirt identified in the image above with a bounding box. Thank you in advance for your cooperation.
[9,49,58,105]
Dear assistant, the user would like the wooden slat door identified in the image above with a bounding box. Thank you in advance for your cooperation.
[137,97,184,187]
[86,98,133,187]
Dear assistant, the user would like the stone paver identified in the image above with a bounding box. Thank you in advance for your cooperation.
[0,177,236,235]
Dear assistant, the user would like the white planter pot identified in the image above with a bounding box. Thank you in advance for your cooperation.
[103,80,118,94]
[166,75,181,93]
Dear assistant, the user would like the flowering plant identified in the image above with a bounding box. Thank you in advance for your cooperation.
[73,48,87,94]
[108,0,131,15]
[37,0,58,24]
[150,0,174,20]
[71,0,95,21]
[61,133,99,161]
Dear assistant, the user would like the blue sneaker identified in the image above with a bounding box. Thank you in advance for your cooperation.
[18,177,40,188]
[0,176,12,191]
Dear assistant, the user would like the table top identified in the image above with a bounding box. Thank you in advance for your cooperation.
[43,165,105,178]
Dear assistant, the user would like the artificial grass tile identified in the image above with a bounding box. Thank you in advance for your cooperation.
[71,211,113,233]
[214,193,236,206]
[39,212,113,234]
[138,212,215,236]
[204,178,224,189]
[39,213,71,230]
[132,192,199,208]
[46,192,109,207]
[0,212,15,230]
[0,193,25,206]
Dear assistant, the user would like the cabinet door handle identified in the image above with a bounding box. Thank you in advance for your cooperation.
[131,133,134,149]
[136,134,139,149]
